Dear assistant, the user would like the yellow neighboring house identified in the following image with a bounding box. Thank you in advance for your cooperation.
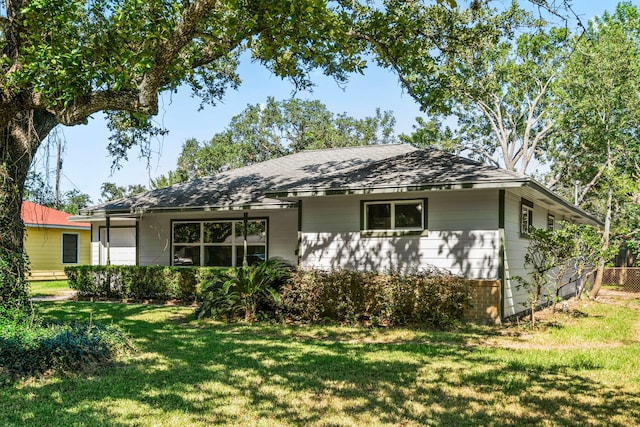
[22,201,91,281]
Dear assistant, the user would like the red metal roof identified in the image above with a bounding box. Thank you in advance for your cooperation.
[21,201,90,229]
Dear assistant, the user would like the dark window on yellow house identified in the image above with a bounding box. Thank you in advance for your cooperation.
[62,233,79,264]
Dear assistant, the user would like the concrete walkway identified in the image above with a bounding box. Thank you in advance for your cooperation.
[31,290,77,302]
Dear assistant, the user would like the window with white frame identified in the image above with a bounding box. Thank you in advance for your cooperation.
[547,214,555,231]
[61,233,79,264]
[521,200,534,237]
[172,219,267,267]
[363,200,425,231]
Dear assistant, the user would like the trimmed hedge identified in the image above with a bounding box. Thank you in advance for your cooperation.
[279,268,472,327]
[65,265,226,301]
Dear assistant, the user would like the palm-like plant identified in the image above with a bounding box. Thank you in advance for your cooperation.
[196,259,292,322]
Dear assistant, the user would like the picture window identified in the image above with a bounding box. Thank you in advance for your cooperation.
[172,219,267,267]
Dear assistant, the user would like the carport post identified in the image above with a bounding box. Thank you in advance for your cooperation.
[106,215,111,266]
[242,212,248,267]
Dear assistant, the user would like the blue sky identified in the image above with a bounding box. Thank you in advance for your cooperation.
[40,0,630,202]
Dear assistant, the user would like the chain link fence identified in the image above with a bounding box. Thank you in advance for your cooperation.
[602,268,640,293]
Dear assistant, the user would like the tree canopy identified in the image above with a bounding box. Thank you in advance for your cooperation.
[99,182,147,203]
[549,2,640,295]
[154,97,397,185]
[23,171,93,214]
[358,0,569,174]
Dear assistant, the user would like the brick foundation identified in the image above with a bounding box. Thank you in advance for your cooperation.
[463,279,501,324]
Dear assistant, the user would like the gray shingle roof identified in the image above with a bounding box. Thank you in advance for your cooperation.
[75,144,597,224]
[74,143,601,227]
[79,144,420,214]
[268,145,528,194]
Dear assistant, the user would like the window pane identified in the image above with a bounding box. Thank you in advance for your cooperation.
[204,246,233,267]
[367,204,391,229]
[521,206,532,235]
[173,246,199,266]
[174,223,200,243]
[204,222,232,243]
[237,245,266,266]
[395,203,422,228]
[235,220,266,243]
[62,234,78,264]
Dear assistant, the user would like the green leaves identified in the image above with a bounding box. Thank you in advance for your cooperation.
[363,1,563,173]
[4,0,366,113]
[196,259,292,322]
[167,98,397,178]
[0,319,133,381]
[551,2,640,228]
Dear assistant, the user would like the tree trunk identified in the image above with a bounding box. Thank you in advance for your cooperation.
[590,180,613,299]
[0,111,57,312]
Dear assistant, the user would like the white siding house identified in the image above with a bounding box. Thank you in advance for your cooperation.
[71,144,601,321]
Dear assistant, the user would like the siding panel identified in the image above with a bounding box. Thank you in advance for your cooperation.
[24,226,90,278]
[502,190,584,318]
[300,190,500,278]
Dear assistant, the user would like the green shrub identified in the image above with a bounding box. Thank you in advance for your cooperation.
[195,259,293,321]
[279,268,471,327]
[65,265,215,301]
[0,319,133,381]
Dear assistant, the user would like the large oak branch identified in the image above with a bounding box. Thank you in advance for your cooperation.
[138,0,220,112]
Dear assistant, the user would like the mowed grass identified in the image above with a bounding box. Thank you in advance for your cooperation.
[28,280,73,297]
[2,297,640,426]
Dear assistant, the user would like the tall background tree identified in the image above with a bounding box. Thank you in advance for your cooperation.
[549,2,640,297]
[99,182,147,203]
[357,0,569,175]
[153,97,397,184]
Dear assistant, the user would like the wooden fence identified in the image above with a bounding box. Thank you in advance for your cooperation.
[602,268,640,292]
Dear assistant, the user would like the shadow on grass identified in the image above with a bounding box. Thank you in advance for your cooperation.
[4,301,640,426]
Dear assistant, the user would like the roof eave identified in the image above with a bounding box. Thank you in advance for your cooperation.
[526,180,603,227]
[25,223,91,230]
[74,200,298,220]
[267,179,530,198]
[266,178,603,227]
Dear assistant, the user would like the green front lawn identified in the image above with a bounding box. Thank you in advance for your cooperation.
[2,298,640,426]
[28,280,73,297]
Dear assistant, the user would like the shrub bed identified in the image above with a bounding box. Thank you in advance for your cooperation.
[279,268,471,327]
[0,309,133,381]
[67,265,472,327]
[64,265,225,301]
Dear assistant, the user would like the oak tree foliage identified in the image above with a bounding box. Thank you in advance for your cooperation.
[358,0,570,174]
